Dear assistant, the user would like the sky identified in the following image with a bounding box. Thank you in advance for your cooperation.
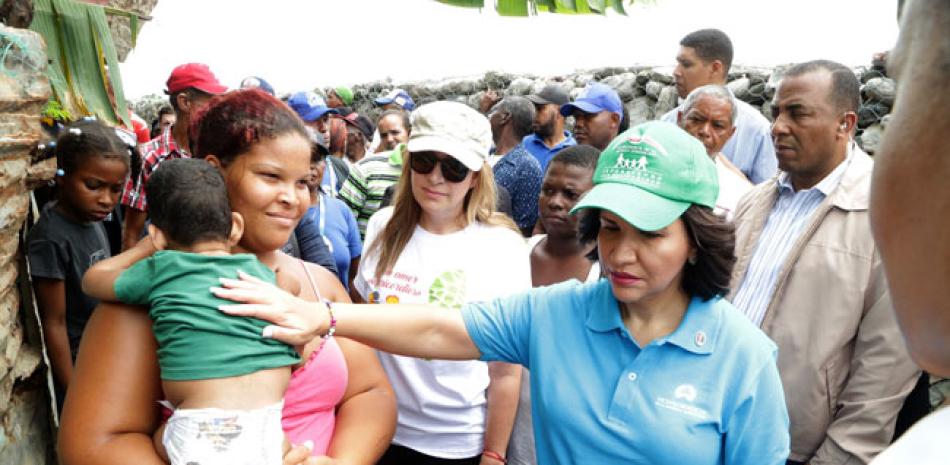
[119,0,901,99]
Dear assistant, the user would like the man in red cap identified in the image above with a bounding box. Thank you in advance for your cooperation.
[121,63,227,250]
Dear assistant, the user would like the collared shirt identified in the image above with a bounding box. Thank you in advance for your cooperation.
[338,145,403,238]
[463,279,790,465]
[522,131,576,173]
[492,143,542,233]
[121,126,189,212]
[731,146,855,326]
[662,98,777,184]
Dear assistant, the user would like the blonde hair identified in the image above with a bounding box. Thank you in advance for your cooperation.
[366,148,518,282]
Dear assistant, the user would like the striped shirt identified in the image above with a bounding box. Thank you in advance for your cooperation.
[338,145,404,238]
[732,147,854,326]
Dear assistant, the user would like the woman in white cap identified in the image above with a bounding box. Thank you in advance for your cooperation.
[214,122,791,465]
[337,101,528,464]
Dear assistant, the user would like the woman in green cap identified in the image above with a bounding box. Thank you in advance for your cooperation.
[327,86,354,109]
[213,121,791,465]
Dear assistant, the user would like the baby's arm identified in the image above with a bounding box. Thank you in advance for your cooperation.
[82,236,158,301]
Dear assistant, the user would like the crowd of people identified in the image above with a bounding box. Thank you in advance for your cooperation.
[25,2,949,463]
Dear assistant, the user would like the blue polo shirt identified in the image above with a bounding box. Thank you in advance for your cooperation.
[462,279,790,465]
[522,132,576,172]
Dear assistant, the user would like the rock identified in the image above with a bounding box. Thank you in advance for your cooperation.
[483,71,513,91]
[593,67,626,79]
[601,74,624,90]
[727,77,751,101]
[761,101,774,122]
[748,83,767,103]
[765,65,791,100]
[862,77,896,106]
[656,86,679,116]
[507,77,534,96]
[645,81,664,99]
[626,97,655,127]
[573,73,595,88]
[649,71,674,86]
[880,114,892,129]
[857,123,884,155]
[615,77,641,102]
[636,70,651,86]
[858,102,890,128]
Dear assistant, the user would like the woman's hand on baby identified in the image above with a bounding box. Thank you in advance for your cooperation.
[213,270,328,347]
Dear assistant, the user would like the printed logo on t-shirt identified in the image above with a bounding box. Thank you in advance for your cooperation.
[89,249,108,266]
[385,295,400,304]
[656,383,708,420]
[428,269,467,310]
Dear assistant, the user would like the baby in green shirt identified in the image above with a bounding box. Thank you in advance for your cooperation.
[83,158,299,465]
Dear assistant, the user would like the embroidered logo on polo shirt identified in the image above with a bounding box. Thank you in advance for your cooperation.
[674,384,698,402]
[656,384,708,420]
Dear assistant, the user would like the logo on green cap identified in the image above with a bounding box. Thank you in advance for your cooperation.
[599,135,669,188]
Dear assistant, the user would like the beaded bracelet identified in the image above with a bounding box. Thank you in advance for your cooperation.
[482,450,507,464]
[321,299,337,338]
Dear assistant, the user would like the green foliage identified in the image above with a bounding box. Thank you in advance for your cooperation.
[41,99,72,122]
[30,0,131,127]
[437,0,637,16]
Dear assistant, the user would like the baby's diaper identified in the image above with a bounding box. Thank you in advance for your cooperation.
[162,402,284,465]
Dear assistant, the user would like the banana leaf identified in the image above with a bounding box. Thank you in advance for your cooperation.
[437,0,631,15]
[30,0,130,127]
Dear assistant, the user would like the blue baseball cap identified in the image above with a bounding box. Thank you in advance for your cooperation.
[374,89,415,111]
[240,76,275,96]
[560,82,623,118]
[288,91,338,122]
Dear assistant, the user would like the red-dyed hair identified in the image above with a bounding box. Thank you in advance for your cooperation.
[189,88,308,165]
[328,117,347,154]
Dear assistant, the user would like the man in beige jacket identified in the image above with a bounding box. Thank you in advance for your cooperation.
[729,60,919,465]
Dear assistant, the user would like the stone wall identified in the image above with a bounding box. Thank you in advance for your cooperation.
[104,0,159,62]
[134,63,893,155]
[0,25,55,465]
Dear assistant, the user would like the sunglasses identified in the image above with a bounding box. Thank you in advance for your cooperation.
[409,151,470,183]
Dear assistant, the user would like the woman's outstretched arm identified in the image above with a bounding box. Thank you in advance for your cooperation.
[215,271,482,361]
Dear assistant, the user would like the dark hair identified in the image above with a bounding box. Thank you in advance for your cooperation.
[146,158,232,247]
[378,109,411,134]
[168,88,210,114]
[547,144,599,174]
[578,205,735,300]
[784,60,861,113]
[680,28,734,74]
[52,118,141,180]
[496,96,536,139]
[618,105,630,133]
[189,88,308,166]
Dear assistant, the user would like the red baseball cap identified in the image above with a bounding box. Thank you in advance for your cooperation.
[165,63,228,95]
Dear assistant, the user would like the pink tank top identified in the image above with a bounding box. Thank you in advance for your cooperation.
[281,261,349,456]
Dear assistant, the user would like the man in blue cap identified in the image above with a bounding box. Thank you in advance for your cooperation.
[374,89,415,112]
[560,82,622,151]
[288,91,338,142]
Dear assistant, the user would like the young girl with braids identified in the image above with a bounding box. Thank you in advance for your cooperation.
[27,118,140,411]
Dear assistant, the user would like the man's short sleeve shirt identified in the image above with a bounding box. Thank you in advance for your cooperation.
[121,127,189,212]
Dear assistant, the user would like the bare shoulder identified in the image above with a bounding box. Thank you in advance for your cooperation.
[275,252,348,302]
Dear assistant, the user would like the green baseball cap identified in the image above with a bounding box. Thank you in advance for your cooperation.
[333,86,354,106]
[570,121,719,231]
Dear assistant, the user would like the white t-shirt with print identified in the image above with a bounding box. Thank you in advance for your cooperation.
[870,407,950,465]
[355,207,531,459]
[715,156,754,221]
